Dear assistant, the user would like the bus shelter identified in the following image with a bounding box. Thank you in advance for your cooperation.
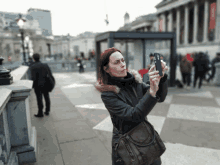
[95,31,177,87]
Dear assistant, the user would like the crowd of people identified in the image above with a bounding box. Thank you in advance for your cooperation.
[179,52,220,89]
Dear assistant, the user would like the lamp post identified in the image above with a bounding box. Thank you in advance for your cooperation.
[16,14,27,65]
[67,33,70,60]
[25,36,30,58]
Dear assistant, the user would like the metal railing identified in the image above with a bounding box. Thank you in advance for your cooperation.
[41,60,96,73]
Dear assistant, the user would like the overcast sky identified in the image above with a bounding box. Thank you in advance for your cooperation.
[1,0,161,36]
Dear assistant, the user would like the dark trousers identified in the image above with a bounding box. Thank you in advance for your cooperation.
[181,72,191,86]
[79,66,84,73]
[193,72,205,89]
[34,87,51,115]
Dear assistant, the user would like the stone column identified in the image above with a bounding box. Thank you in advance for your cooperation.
[156,15,160,49]
[176,8,180,46]
[162,13,166,48]
[168,10,173,32]
[203,0,209,43]
[215,0,220,42]
[184,4,189,45]
[193,0,198,44]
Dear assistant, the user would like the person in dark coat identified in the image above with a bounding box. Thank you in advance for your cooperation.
[207,52,220,82]
[77,57,84,73]
[95,47,168,165]
[193,52,209,89]
[30,53,53,117]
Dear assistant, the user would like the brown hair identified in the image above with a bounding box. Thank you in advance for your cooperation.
[98,47,122,85]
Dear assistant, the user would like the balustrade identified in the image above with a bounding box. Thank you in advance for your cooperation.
[0,65,37,164]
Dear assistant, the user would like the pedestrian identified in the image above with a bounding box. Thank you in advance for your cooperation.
[30,53,52,117]
[207,52,220,82]
[147,53,155,70]
[77,57,84,73]
[27,57,34,80]
[95,47,168,165]
[180,55,192,90]
[193,52,209,89]
[28,57,34,67]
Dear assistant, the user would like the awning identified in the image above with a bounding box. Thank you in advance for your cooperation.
[156,0,194,15]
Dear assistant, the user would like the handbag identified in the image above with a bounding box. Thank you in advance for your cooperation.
[45,65,55,92]
[113,89,166,165]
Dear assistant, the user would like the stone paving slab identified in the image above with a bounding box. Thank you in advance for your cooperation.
[59,138,112,165]
[28,85,111,165]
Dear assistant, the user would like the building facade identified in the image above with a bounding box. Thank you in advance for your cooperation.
[0,11,53,63]
[27,8,52,36]
[51,32,98,60]
[155,0,220,60]
[116,0,220,71]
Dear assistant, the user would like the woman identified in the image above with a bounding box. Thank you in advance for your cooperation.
[95,48,169,165]
[180,55,192,90]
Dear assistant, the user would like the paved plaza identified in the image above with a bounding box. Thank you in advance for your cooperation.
[26,71,220,165]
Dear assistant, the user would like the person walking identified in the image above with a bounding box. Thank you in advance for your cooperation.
[147,53,155,70]
[77,57,84,73]
[27,57,34,80]
[193,52,209,89]
[180,55,192,90]
[95,47,168,165]
[207,52,220,82]
[30,53,52,117]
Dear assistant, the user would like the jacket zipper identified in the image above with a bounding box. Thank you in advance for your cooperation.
[132,87,138,99]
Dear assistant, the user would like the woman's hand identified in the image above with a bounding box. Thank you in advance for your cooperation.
[148,65,160,97]
[148,60,168,97]
[160,60,169,78]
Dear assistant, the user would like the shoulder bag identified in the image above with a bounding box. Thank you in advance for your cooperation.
[112,89,166,165]
[45,64,55,92]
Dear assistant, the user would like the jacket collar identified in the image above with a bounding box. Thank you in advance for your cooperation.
[95,69,142,94]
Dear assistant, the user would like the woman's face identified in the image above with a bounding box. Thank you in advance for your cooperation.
[104,51,127,78]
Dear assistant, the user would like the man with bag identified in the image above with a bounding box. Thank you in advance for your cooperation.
[30,53,55,118]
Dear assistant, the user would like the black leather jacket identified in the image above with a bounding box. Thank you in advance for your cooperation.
[95,70,168,164]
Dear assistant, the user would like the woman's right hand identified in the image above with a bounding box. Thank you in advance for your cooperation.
[148,65,160,97]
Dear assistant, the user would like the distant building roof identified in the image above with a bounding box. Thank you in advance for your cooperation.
[155,0,175,8]
[118,13,156,31]
[28,8,50,13]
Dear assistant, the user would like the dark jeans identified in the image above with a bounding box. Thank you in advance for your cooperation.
[79,66,84,73]
[193,72,205,89]
[34,86,51,115]
[181,72,191,86]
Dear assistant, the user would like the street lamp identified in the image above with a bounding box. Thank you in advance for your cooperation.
[67,33,70,59]
[16,14,27,65]
[25,36,30,59]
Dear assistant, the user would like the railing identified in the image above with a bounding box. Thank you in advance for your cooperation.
[41,60,96,73]
[0,65,37,165]
[2,61,23,72]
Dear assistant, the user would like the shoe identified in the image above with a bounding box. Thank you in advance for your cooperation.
[34,114,44,118]
[44,112,49,116]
